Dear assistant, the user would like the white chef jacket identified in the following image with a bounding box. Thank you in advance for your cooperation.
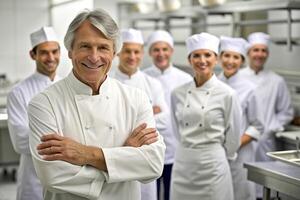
[7,72,60,200]
[111,68,168,131]
[170,74,241,200]
[218,71,264,200]
[28,72,166,200]
[111,68,168,200]
[240,66,294,161]
[144,64,192,164]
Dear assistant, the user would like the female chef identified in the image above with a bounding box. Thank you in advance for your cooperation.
[170,32,242,200]
[218,36,264,200]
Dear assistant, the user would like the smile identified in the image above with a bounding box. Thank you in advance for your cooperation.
[82,63,104,69]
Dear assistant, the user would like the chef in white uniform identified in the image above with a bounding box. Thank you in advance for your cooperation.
[112,28,169,200]
[218,36,264,200]
[7,27,61,200]
[144,30,192,200]
[170,32,241,200]
[28,9,165,200]
[240,32,294,199]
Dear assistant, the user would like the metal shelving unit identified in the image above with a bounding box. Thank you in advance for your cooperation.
[120,0,300,50]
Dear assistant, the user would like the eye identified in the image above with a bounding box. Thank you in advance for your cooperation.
[192,53,200,58]
[204,52,212,58]
[79,44,90,49]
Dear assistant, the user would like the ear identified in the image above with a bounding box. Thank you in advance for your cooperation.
[68,51,72,59]
[29,50,36,60]
[188,56,192,65]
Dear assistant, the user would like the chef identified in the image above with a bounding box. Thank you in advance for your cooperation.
[144,30,192,200]
[28,9,165,200]
[240,32,294,199]
[170,32,241,200]
[7,26,61,200]
[112,28,169,200]
[218,36,264,200]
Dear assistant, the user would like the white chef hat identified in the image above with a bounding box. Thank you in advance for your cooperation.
[186,32,219,55]
[147,30,174,48]
[30,26,58,49]
[247,32,270,48]
[220,36,249,58]
[121,28,144,45]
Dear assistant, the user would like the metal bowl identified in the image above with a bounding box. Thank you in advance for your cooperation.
[198,0,227,7]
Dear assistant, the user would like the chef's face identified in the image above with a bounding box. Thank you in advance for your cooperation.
[68,20,115,89]
[248,44,269,71]
[31,41,60,79]
[220,51,244,78]
[149,42,173,71]
[189,49,217,79]
[118,43,143,75]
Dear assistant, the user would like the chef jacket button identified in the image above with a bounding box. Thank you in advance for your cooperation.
[106,96,109,100]
[85,126,89,130]
[201,106,204,109]
[109,126,113,130]
[188,91,191,94]
[185,122,189,126]
[199,124,202,127]
[186,104,190,108]
[206,91,209,95]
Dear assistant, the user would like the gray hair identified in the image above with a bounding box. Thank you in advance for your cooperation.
[64,9,121,53]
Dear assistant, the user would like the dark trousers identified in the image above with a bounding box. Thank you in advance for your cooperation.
[157,163,173,200]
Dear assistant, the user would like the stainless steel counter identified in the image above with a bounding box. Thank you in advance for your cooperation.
[244,161,300,200]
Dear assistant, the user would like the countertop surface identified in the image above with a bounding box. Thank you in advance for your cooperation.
[244,161,300,199]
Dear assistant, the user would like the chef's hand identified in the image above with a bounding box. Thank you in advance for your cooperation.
[37,134,107,171]
[153,105,162,114]
[124,123,158,147]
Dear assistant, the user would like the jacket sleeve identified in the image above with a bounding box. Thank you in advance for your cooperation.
[244,90,264,140]
[28,94,105,199]
[102,90,166,184]
[224,91,242,160]
[275,79,294,130]
[7,89,31,154]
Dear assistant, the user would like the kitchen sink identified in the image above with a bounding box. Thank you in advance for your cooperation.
[267,150,300,167]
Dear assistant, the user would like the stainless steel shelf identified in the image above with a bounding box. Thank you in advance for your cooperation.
[123,0,300,50]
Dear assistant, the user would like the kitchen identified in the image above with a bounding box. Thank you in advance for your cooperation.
[1,0,300,200]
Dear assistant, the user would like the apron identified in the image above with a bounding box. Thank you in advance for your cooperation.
[171,144,233,200]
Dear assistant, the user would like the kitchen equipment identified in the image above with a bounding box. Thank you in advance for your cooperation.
[267,150,300,167]
[244,161,300,200]
[156,0,181,12]
[198,0,226,7]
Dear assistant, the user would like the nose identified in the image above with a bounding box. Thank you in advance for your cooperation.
[87,49,100,63]
[48,52,55,61]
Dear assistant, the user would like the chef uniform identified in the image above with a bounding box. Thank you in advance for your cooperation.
[170,33,241,200]
[240,32,294,198]
[240,33,293,162]
[28,72,166,200]
[112,28,169,200]
[218,36,264,200]
[7,27,60,200]
[144,30,192,165]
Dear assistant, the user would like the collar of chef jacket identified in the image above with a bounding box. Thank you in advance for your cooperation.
[218,70,241,85]
[245,65,267,76]
[190,73,217,90]
[67,71,111,96]
[115,67,142,80]
[33,71,60,84]
[150,63,174,75]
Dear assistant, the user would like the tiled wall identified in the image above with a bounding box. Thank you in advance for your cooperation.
[0,0,49,82]
[274,69,300,116]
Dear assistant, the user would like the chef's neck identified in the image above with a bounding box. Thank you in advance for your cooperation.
[250,65,264,74]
